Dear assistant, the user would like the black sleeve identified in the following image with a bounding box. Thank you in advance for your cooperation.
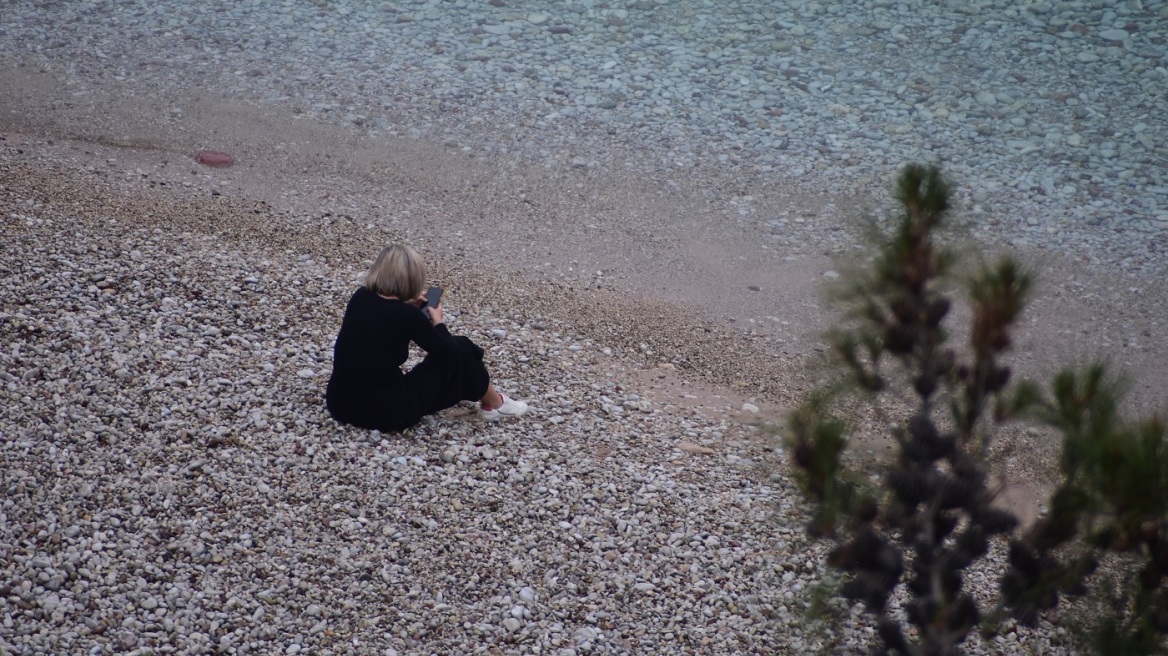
[406,309,461,359]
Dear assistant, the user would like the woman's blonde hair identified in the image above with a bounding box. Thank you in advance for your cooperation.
[364,244,426,299]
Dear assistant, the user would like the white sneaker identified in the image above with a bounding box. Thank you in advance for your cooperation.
[480,394,528,421]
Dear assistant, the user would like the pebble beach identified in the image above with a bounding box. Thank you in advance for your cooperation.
[2,0,1167,654]
[1,166,813,654]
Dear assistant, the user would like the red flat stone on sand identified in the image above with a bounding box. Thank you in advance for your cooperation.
[195,150,234,167]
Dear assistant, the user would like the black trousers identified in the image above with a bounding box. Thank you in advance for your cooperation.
[327,336,491,432]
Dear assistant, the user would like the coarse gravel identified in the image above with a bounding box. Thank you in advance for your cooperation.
[0,154,813,655]
[1,146,1095,655]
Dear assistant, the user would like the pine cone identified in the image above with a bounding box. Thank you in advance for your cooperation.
[914,372,938,398]
[933,513,959,541]
[926,298,951,327]
[888,469,932,509]
[1008,541,1041,578]
[986,365,1011,392]
[890,297,918,323]
[947,594,980,633]
[974,507,1019,535]
[884,323,916,354]
[950,527,989,568]
[938,474,978,510]
[841,574,893,612]
[877,619,908,653]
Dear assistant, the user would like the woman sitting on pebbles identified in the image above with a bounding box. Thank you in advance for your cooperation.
[326,244,528,432]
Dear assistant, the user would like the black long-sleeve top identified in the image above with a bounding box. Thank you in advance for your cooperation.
[325,287,460,427]
[330,287,458,386]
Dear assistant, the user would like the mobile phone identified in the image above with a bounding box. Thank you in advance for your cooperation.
[423,287,443,316]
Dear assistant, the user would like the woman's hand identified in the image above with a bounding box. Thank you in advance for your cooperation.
[427,303,444,326]
[408,292,426,309]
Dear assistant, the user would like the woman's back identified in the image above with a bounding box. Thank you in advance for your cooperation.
[329,287,416,390]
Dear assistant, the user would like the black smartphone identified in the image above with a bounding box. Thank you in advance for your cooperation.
[423,287,443,316]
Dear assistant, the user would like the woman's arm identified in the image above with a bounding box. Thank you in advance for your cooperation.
[407,304,460,359]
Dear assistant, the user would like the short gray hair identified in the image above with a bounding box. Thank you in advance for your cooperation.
[364,244,426,299]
